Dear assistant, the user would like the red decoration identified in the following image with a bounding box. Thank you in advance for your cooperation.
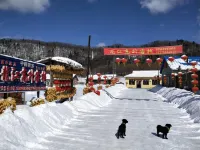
[95,90,100,96]
[192,87,199,93]
[89,82,94,87]
[115,58,121,65]
[90,87,95,92]
[156,58,163,65]
[181,55,188,61]
[171,73,175,80]
[27,69,34,83]
[134,59,140,66]
[191,80,198,85]
[121,58,127,65]
[168,57,174,62]
[178,72,183,77]
[191,61,197,67]
[20,67,27,83]
[89,76,93,81]
[191,74,198,79]
[190,68,198,73]
[146,58,152,66]
[40,71,46,83]
[103,75,107,79]
[97,73,101,77]
[34,69,40,84]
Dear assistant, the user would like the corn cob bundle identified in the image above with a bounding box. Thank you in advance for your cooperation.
[56,87,76,99]
[97,85,102,90]
[45,87,57,102]
[31,98,45,107]
[105,85,110,88]
[0,97,16,115]
[46,65,65,72]
[53,74,72,79]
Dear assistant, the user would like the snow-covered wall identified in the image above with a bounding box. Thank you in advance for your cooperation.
[0,84,126,149]
[150,86,200,123]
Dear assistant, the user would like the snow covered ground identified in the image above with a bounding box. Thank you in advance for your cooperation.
[1,85,200,150]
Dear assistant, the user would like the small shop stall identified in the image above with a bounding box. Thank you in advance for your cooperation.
[0,54,46,112]
[37,57,84,102]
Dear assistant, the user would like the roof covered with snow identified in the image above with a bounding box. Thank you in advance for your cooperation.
[160,56,200,73]
[37,57,84,69]
[87,74,116,80]
[124,70,161,78]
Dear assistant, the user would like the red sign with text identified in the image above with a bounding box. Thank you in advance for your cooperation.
[104,45,183,55]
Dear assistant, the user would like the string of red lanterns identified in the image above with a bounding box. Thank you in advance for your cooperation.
[190,61,199,93]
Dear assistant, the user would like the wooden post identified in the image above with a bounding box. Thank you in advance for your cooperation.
[37,91,40,98]
[86,35,91,84]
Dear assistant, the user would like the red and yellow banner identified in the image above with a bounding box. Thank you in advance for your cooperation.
[104,45,183,55]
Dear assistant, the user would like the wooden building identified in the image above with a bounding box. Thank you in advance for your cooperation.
[124,70,161,88]
[160,56,200,90]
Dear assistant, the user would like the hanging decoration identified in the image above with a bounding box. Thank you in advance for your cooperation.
[156,58,163,65]
[168,57,175,62]
[121,58,127,66]
[191,73,198,79]
[191,61,197,68]
[115,58,121,65]
[178,72,183,88]
[181,55,188,62]
[97,73,101,84]
[171,73,175,80]
[192,87,199,93]
[103,75,107,85]
[163,75,167,85]
[134,58,140,67]
[146,58,152,66]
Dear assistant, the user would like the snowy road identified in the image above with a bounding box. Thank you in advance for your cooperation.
[38,89,200,150]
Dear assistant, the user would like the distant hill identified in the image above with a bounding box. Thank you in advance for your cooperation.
[0,38,199,75]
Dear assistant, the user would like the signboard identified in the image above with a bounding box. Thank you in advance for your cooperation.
[0,54,46,92]
[104,45,183,55]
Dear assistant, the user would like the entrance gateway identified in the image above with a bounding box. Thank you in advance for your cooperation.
[103,45,183,88]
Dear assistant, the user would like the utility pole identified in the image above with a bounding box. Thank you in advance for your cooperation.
[86,35,91,84]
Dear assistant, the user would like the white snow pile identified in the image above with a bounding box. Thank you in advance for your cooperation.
[0,84,126,149]
[150,86,200,123]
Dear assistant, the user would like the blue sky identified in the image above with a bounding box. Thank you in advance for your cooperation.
[0,0,199,47]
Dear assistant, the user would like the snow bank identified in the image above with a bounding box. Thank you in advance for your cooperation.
[0,84,126,149]
[150,86,200,123]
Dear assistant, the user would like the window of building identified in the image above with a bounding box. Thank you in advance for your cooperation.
[152,80,157,85]
[143,80,149,85]
[129,79,135,85]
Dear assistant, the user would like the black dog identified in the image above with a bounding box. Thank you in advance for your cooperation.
[157,124,172,139]
[115,119,128,139]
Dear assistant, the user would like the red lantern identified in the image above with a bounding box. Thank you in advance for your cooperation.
[168,57,174,62]
[95,90,100,96]
[115,58,121,65]
[190,68,198,73]
[98,77,101,82]
[191,74,198,79]
[121,58,127,65]
[192,87,199,93]
[89,82,94,87]
[103,75,107,79]
[97,73,101,77]
[181,55,188,61]
[104,80,107,84]
[171,73,175,80]
[89,76,93,81]
[191,80,198,86]
[146,58,152,66]
[134,59,140,66]
[191,61,197,67]
[178,72,183,77]
[156,58,163,65]
[90,87,95,92]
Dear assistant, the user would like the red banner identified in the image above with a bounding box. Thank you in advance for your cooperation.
[104,45,183,55]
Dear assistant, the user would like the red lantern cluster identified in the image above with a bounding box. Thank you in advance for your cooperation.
[115,58,127,65]
[53,80,71,85]
[171,73,175,80]
[103,75,107,85]
[178,72,183,87]
[181,55,188,61]
[115,58,121,65]
[134,58,140,67]
[88,76,94,87]
[156,58,163,65]
[97,73,101,84]
[168,57,175,62]
[190,62,199,93]
[163,75,167,85]
[56,86,72,92]
[146,58,152,66]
